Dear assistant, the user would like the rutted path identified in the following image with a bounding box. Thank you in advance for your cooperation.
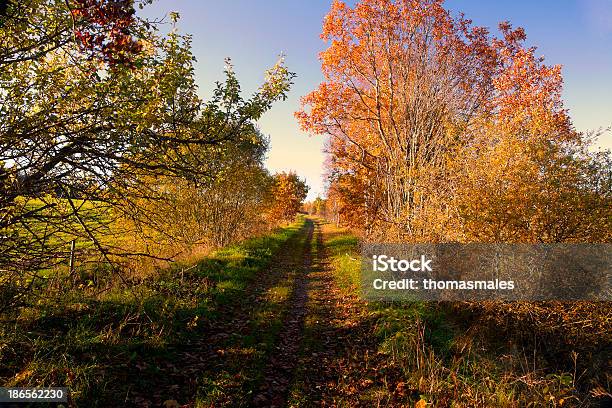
[193,216,389,407]
[126,216,386,407]
[253,217,386,407]
[252,219,314,407]
[125,216,609,407]
[122,219,315,407]
[287,219,387,406]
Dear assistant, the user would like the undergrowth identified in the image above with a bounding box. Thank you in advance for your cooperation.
[323,223,611,407]
[0,217,307,407]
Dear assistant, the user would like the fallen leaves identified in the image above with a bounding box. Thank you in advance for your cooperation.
[162,400,180,408]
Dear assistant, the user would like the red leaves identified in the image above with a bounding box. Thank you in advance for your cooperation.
[70,0,143,68]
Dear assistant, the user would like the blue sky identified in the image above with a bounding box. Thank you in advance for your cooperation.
[140,0,612,200]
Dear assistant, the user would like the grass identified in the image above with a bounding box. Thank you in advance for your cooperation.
[0,216,308,407]
[2,217,609,406]
[322,222,609,407]
[195,218,309,406]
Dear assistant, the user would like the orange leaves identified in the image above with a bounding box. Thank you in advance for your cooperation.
[268,172,309,222]
[487,21,575,143]
[297,0,607,242]
[298,0,503,237]
[415,399,428,408]
[295,82,350,135]
[492,45,567,133]
[321,0,349,41]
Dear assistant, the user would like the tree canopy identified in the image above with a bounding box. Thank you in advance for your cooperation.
[0,0,298,309]
[297,0,610,243]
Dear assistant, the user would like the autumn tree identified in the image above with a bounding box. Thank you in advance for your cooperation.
[269,172,309,222]
[312,197,327,216]
[453,132,611,243]
[0,0,149,68]
[297,0,491,239]
[297,0,610,243]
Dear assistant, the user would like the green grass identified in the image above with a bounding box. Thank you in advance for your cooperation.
[325,233,361,292]
[0,216,308,407]
[195,219,310,406]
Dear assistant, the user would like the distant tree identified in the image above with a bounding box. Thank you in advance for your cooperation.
[269,172,309,222]
[312,197,326,216]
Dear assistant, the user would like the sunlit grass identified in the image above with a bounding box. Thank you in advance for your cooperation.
[0,217,307,406]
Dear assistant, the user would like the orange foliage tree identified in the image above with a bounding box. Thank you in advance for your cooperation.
[269,172,309,222]
[297,0,610,243]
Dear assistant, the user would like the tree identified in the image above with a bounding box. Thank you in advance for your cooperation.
[0,0,294,309]
[121,126,276,263]
[297,0,493,239]
[297,0,610,243]
[453,133,611,243]
[0,0,150,68]
[269,172,309,222]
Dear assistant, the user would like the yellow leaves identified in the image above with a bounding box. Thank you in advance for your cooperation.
[415,398,428,408]
[12,368,33,384]
[187,315,199,329]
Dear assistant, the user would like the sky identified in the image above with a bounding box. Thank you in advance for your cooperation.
[139,0,612,201]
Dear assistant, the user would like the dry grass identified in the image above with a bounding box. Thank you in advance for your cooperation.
[323,222,611,407]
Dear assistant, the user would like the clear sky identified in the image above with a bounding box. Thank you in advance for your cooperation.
[139,0,612,200]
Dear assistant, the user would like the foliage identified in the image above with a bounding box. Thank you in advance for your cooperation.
[453,134,612,242]
[0,0,296,308]
[119,125,277,265]
[268,171,309,222]
[297,0,611,243]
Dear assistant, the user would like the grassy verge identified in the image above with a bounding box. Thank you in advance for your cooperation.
[0,217,307,407]
[323,223,608,407]
[195,217,310,406]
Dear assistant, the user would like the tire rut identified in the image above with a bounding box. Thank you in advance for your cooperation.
[253,219,315,407]
[287,219,386,407]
